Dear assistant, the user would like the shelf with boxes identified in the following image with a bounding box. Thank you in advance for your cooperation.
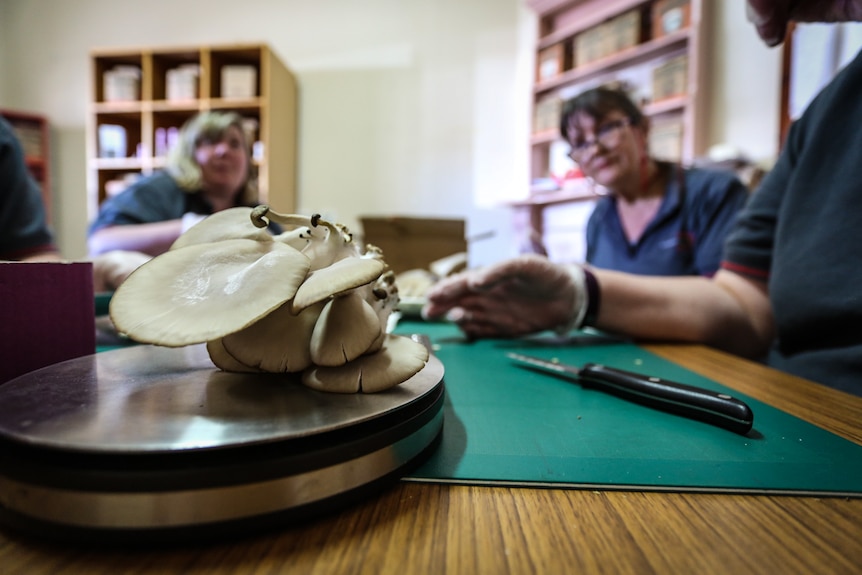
[87,43,296,220]
[529,0,701,176]
[518,0,704,261]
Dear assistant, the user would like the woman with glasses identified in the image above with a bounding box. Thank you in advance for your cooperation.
[423,0,862,396]
[560,87,750,277]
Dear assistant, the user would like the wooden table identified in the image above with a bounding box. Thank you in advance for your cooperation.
[1,344,860,574]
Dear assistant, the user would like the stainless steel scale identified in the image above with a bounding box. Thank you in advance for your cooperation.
[0,342,444,544]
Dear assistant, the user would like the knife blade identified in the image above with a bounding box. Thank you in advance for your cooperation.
[507,352,754,435]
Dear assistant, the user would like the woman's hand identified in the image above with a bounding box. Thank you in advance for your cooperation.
[422,254,584,338]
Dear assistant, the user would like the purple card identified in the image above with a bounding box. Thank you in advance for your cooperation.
[0,261,95,384]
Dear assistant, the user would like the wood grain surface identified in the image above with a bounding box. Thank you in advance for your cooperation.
[647,344,862,445]
[1,344,860,575]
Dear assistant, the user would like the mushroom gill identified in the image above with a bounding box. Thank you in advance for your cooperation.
[206,338,260,373]
[310,291,382,367]
[222,300,325,373]
[301,334,429,393]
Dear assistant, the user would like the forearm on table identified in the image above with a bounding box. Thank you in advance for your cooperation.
[20,251,63,262]
[591,268,773,358]
[87,219,183,257]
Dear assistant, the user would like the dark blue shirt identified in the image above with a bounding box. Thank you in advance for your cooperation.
[0,116,56,259]
[722,47,862,396]
[88,171,215,235]
[586,166,749,276]
[88,170,280,237]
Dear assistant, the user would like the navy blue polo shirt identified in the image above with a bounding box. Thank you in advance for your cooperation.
[88,171,215,235]
[88,171,280,236]
[586,166,749,276]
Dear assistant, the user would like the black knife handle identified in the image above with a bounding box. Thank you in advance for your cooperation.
[579,363,754,435]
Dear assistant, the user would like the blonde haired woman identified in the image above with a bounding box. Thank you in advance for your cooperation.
[88,111,258,256]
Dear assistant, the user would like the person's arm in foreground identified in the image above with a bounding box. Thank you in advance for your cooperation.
[588,267,772,357]
[422,255,774,360]
[87,219,183,257]
[17,251,62,262]
[91,249,153,292]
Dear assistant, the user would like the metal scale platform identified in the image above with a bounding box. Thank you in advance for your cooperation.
[0,343,444,544]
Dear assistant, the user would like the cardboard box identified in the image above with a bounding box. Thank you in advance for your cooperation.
[653,0,691,39]
[221,65,257,99]
[537,43,564,82]
[649,115,684,162]
[103,66,141,102]
[98,124,127,158]
[574,8,643,68]
[606,9,642,54]
[574,25,606,68]
[652,54,688,102]
[533,96,562,135]
[0,262,95,384]
[166,65,200,101]
[359,217,466,275]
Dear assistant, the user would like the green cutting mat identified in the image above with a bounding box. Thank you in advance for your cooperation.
[395,320,862,496]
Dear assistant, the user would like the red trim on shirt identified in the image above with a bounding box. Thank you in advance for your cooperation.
[720,260,770,280]
[1,243,59,261]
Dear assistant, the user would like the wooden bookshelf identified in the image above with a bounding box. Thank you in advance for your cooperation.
[86,43,297,220]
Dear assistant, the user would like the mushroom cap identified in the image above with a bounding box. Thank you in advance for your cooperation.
[291,257,385,313]
[310,291,382,367]
[171,207,273,250]
[110,239,310,346]
[222,300,325,373]
[301,334,429,393]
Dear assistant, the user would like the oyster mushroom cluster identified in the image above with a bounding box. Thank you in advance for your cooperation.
[109,207,429,393]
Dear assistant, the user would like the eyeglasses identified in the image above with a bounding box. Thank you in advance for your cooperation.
[567,118,631,161]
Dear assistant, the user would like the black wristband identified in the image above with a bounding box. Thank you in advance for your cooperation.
[582,268,600,326]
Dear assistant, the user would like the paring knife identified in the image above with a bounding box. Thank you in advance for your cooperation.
[507,352,754,435]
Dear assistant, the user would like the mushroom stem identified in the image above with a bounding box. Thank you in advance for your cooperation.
[252,207,361,271]
[251,207,340,238]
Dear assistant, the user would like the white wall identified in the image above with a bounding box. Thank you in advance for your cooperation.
[788,22,862,119]
[0,0,784,264]
[0,3,7,100]
[707,1,784,163]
